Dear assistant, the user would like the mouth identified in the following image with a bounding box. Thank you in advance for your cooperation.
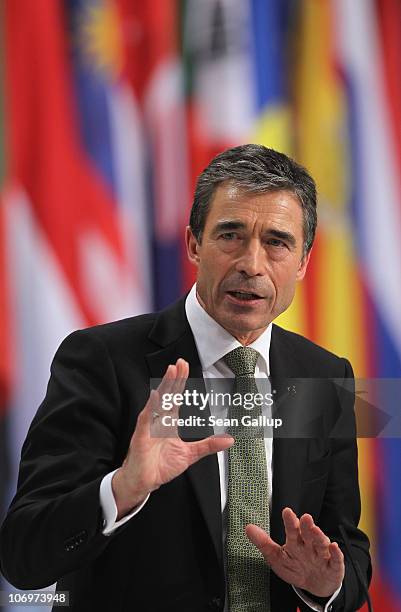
[226,290,265,304]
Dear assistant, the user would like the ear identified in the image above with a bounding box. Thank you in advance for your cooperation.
[185,226,201,266]
[296,249,311,281]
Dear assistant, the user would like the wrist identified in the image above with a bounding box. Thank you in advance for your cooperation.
[112,468,150,520]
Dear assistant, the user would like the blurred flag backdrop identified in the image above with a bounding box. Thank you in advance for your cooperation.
[1,1,401,611]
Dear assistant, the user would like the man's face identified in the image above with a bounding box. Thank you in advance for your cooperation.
[186,183,311,344]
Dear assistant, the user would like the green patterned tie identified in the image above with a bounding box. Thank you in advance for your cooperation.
[224,346,270,612]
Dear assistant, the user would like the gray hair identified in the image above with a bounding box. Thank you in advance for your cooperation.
[189,144,317,255]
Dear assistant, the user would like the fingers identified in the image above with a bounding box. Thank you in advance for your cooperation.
[170,358,189,397]
[276,508,345,593]
[283,508,341,566]
[299,513,331,559]
[136,359,189,433]
[160,359,189,419]
[328,542,344,569]
[157,360,181,400]
[282,507,303,548]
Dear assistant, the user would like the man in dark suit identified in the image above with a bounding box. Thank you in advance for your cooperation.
[0,145,371,611]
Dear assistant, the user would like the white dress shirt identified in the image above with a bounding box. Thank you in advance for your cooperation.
[99,284,340,611]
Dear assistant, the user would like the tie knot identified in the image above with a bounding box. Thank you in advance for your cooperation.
[223,346,259,377]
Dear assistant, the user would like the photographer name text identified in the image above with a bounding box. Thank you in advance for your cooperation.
[161,415,282,428]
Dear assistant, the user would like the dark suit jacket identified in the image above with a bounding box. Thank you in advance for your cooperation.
[0,297,371,611]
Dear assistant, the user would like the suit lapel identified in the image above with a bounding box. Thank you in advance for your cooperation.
[270,325,309,544]
[146,298,223,569]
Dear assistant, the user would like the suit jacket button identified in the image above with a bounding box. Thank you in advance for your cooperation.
[209,596,222,611]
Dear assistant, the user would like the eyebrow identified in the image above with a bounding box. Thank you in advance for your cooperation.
[213,220,246,233]
[267,229,297,248]
[212,220,297,247]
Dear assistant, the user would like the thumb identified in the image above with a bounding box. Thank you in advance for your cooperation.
[246,524,280,561]
[187,434,234,464]
[246,524,270,549]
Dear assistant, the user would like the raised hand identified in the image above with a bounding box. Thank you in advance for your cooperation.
[112,358,234,519]
[246,507,345,598]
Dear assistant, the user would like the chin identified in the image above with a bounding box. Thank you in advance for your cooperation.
[224,314,266,333]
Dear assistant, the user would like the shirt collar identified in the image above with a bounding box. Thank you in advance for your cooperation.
[185,284,272,372]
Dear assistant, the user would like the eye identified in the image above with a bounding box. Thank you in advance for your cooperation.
[219,232,239,240]
[267,238,286,248]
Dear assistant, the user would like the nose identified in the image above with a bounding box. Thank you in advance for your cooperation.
[235,238,266,277]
